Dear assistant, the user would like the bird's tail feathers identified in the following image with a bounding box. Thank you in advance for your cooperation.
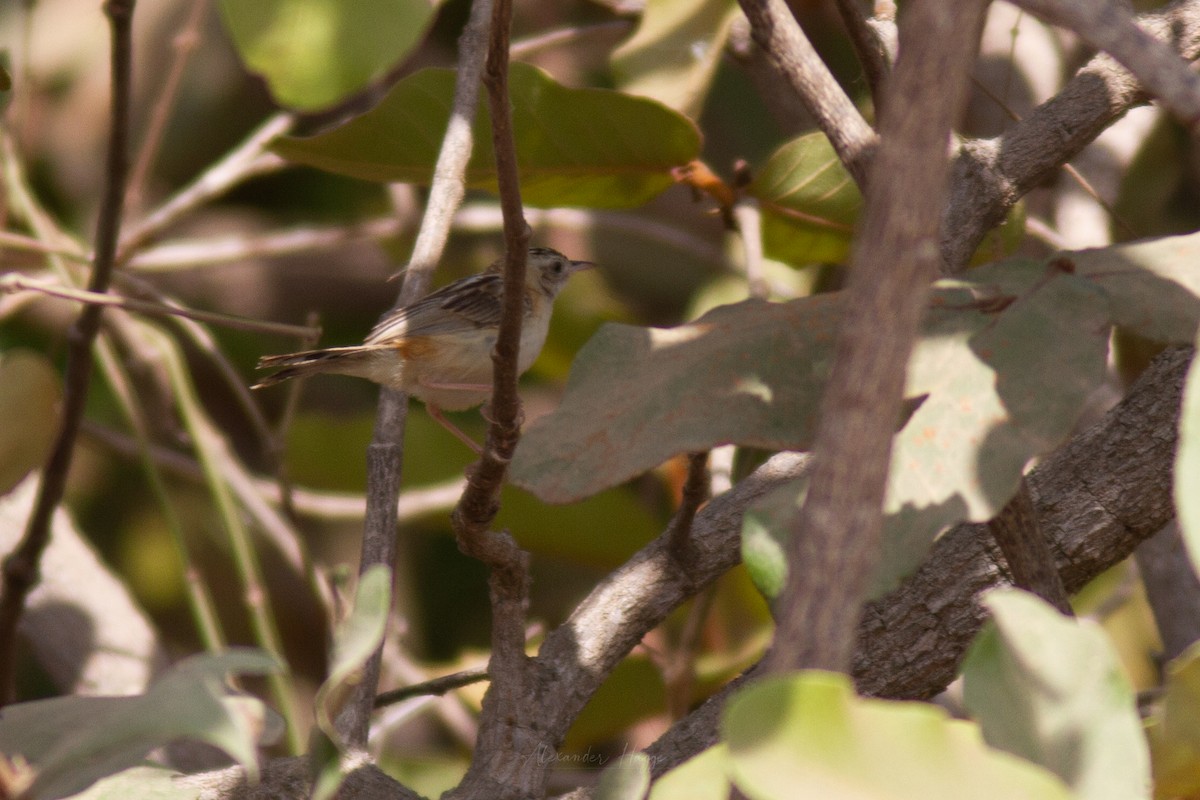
[253,346,378,389]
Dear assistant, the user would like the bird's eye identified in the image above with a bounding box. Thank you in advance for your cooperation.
[551,260,565,274]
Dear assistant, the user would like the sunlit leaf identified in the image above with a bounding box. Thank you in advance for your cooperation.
[611,0,741,119]
[315,564,392,742]
[60,766,196,800]
[962,589,1149,800]
[511,295,840,503]
[595,754,650,800]
[648,745,732,800]
[0,650,280,800]
[218,0,435,110]
[723,672,1070,799]
[749,133,861,266]
[274,63,702,208]
[874,260,1110,591]
[1072,231,1200,344]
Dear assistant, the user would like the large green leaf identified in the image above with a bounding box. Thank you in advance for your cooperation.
[0,650,280,800]
[60,766,197,800]
[611,0,741,120]
[1146,641,1200,797]
[1071,231,1200,343]
[749,133,861,266]
[274,63,702,208]
[962,589,1150,800]
[723,672,1070,800]
[513,259,1108,512]
[511,295,840,503]
[218,0,435,110]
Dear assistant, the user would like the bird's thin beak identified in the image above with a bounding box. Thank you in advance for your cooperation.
[570,260,596,273]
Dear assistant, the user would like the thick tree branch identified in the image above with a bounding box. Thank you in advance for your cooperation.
[736,0,878,187]
[0,0,136,705]
[942,0,1200,273]
[986,477,1073,615]
[767,0,989,674]
[1010,0,1200,130]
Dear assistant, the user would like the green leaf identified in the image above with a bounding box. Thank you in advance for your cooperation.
[1176,327,1200,579]
[740,484,796,600]
[0,650,280,800]
[59,766,197,800]
[648,745,732,800]
[0,348,62,495]
[749,133,861,266]
[217,0,434,110]
[1071,231,1200,343]
[611,0,741,119]
[273,63,702,208]
[310,564,391,799]
[513,257,1108,515]
[595,754,651,800]
[874,260,1110,592]
[315,564,392,742]
[962,589,1150,800]
[1146,641,1200,797]
[511,295,839,503]
[723,672,1071,800]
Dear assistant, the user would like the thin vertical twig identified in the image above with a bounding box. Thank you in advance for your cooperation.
[125,0,211,214]
[336,0,497,750]
[0,0,137,705]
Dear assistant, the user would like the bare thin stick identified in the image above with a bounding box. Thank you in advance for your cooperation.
[669,452,711,564]
[831,0,890,112]
[988,477,1073,615]
[0,0,137,705]
[373,668,490,708]
[125,0,210,213]
[119,112,293,258]
[0,273,320,339]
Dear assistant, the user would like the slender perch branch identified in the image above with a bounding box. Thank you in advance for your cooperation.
[0,0,137,705]
[336,0,496,749]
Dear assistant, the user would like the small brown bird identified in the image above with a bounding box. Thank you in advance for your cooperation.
[254,247,593,451]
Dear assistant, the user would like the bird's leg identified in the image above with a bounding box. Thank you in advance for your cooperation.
[426,404,483,454]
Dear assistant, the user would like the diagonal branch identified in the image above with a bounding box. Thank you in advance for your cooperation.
[941,0,1200,274]
[0,0,137,705]
[736,0,878,187]
[1009,0,1200,130]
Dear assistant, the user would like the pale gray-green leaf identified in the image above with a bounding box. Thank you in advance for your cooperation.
[0,650,279,800]
[962,589,1149,800]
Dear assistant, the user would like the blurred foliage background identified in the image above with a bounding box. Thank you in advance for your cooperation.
[1,0,1199,795]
